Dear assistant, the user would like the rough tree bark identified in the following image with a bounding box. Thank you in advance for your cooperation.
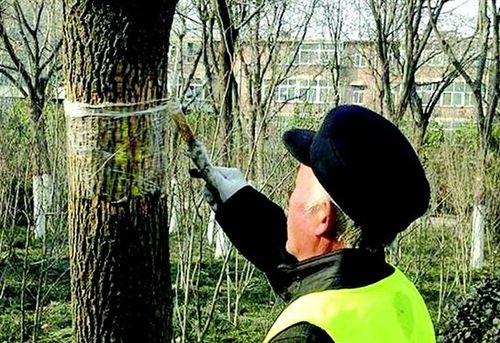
[62,1,177,341]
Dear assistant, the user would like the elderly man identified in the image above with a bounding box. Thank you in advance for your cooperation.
[191,105,435,342]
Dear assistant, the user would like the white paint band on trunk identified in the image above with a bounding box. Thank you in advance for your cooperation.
[64,99,178,119]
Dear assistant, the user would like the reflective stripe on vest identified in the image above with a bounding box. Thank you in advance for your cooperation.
[263,268,435,343]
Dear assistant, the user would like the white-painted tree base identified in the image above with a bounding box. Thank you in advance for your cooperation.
[169,178,179,234]
[169,207,178,234]
[471,204,485,269]
[207,210,216,245]
[33,174,53,239]
[207,210,230,258]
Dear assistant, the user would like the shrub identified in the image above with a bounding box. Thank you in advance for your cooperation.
[440,274,500,343]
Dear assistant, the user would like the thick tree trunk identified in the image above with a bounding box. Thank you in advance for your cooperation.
[62,1,177,342]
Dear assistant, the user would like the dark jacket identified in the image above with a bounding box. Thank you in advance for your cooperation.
[215,186,394,342]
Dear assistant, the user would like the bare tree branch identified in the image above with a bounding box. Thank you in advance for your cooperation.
[13,0,37,69]
[0,7,34,95]
[40,38,62,76]
[0,67,28,97]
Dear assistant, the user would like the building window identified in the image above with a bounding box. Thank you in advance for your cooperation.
[440,81,474,107]
[294,43,342,66]
[320,43,340,64]
[275,78,337,104]
[416,83,438,106]
[318,80,336,103]
[276,79,298,102]
[298,44,320,65]
[429,53,446,67]
[298,79,317,102]
[284,42,343,66]
[352,86,365,105]
[353,52,366,68]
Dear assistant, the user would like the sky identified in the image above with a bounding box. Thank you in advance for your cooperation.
[307,0,480,40]
[444,0,478,18]
[174,0,481,41]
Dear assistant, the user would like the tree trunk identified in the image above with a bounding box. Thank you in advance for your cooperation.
[30,101,52,239]
[409,92,430,151]
[62,1,177,342]
[33,174,53,238]
[213,0,238,162]
[471,203,485,269]
[471,148,488,270]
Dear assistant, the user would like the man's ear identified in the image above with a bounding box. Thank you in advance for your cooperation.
[312,200,334,237]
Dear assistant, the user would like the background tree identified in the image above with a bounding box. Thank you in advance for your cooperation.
[0,0,63,238]
[363,0,454,128]
[362,0,404,118]
[430,0,500,269]
[237,0,318,180]
[62,0,178,341]
[319,0,345,108]
[211,0,238,160]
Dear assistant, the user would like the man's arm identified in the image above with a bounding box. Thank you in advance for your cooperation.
[215,185,297,273]
[190,166,297,294]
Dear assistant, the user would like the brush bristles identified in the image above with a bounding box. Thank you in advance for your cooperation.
[172,110,195,147]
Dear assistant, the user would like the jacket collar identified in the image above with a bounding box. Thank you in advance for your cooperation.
[275,249,394,301]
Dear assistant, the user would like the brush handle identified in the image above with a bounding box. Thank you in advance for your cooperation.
[170,106,214,177]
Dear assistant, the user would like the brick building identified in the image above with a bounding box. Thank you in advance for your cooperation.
[169,38,479,125]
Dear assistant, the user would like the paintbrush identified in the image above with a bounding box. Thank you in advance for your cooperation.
[171,107,213,173]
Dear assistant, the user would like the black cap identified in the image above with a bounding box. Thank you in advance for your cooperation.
[283,105,430,236]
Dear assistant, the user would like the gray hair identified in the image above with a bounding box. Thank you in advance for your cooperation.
[305,177,398,251]
[304,177,362,248]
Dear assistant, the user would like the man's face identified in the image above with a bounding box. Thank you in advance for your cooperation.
[286,164,320,260]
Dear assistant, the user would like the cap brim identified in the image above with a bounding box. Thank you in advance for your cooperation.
[282,129,316,166]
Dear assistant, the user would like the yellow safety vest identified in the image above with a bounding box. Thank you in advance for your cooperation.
[263,268,435,343]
